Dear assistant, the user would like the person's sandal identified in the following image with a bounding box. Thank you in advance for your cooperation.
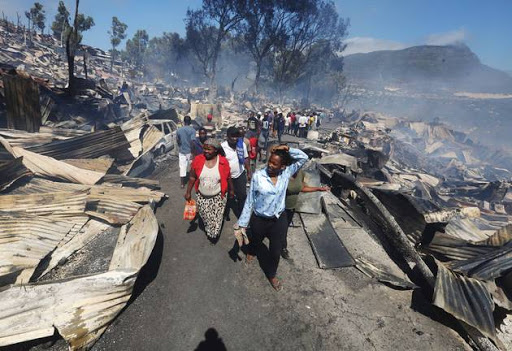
[269,277,282,291]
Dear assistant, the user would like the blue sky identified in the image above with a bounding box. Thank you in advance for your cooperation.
[1,0,511,72]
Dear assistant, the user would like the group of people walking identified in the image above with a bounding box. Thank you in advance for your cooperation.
[177,111,328,291]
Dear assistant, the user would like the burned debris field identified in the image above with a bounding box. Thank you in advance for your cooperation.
[0,1,512,351]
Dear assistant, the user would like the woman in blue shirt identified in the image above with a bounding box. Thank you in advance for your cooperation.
[236,145,308,291]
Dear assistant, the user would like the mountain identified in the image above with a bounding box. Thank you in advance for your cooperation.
[343,44,512,93]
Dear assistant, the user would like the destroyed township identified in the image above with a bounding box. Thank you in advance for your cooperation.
[0,0,511,350]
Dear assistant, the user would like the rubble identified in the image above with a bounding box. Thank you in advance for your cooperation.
[0,107,165,349]
[0,20,511,351]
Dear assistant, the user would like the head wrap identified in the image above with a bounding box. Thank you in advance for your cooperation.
[204,138,221,150]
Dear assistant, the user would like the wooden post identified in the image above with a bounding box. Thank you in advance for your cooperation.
[3,73,42,132]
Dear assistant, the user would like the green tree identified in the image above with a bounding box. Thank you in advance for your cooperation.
[109,16,128,71]
[25,2,45,36]
[185,0,243,93]
[123,29,149,70]
[270,0,348,98]
[65,0,95,94]
[51,1,70,45]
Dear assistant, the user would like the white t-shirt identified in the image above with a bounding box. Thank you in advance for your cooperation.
[299,116,308,127]
[198,156,221,196]
[221,140,248,179]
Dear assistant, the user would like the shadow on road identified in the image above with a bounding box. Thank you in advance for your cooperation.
[194,328,227,351]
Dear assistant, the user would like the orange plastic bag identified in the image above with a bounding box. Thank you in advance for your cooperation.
[183,200,197,220]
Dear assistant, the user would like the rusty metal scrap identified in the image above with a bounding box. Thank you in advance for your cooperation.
[0,216,88,286]
[0,113,165,349]
[26,126,133,160]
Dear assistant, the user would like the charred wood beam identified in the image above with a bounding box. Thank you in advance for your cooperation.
[330,170,500,351]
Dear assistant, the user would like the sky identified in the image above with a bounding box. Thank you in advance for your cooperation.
[1,0,511,72]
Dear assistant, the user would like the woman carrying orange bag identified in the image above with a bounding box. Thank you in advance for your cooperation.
[184,138,233,242]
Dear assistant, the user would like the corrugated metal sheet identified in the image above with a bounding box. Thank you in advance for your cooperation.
[37,219,112,278]
[0,157,32,191]
[433,261,496,340]
[0,191,87,217]
[0,127,87,148]
[443,217,489,241]
[0,270,137,349]
[8,145,105,185]
[0,205,159,350]
[100,174,160,190]
[425,232,495,261]
[0,216,88,286]
[62,158,114,173]
[26,127,132,160]
[12,178,165,204]
[476,224,512,247]
[446,242,512,280]
[86,197,141,225]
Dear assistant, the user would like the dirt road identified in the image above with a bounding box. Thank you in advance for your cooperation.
[90,152,468,351]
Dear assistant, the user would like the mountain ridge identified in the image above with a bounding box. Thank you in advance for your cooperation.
[343,44,512,93]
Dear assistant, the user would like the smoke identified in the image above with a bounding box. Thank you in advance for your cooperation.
[343,37,408,55]
[424,28,468,46]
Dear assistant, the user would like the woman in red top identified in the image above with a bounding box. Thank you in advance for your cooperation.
[185,138,233,241]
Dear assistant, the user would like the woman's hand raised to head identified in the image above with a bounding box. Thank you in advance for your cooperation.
[270,144,289,153]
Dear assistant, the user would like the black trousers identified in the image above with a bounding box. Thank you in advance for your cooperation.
[249,212,287,279]
[283,209,295,249]
[227,170,247,217]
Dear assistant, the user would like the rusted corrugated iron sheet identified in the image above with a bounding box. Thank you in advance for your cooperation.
[86,197,142,225]
[0,216,88,286]
[433,261,496,340]
[0,205,159,350]
[62,158,114,173]
[0,270,137,349]
[0,191,87,217]
[37,219,112,279]
[12,178,165,204]
[0,127,88,148]
[3,143,105,185]
[0,157,32,191]
[100,174,160,190]
[26,127,132,160]
[477,224,512,246]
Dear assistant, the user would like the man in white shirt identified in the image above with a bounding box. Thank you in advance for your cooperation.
[222,126,251,217]
[298,114,309,138]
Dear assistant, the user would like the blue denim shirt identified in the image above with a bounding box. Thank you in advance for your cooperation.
[237,148,308,227]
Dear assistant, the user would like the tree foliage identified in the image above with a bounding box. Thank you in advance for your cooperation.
[109,16,128,71]
[270,0,348,97]
[123,29,149,70]
[25,2,46,34]
[51,1,70,42]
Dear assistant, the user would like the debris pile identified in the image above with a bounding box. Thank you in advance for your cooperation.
[0,114,166,350]
[311,111,512,349]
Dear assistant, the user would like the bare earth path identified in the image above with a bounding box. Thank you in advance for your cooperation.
[92,154,468,351]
